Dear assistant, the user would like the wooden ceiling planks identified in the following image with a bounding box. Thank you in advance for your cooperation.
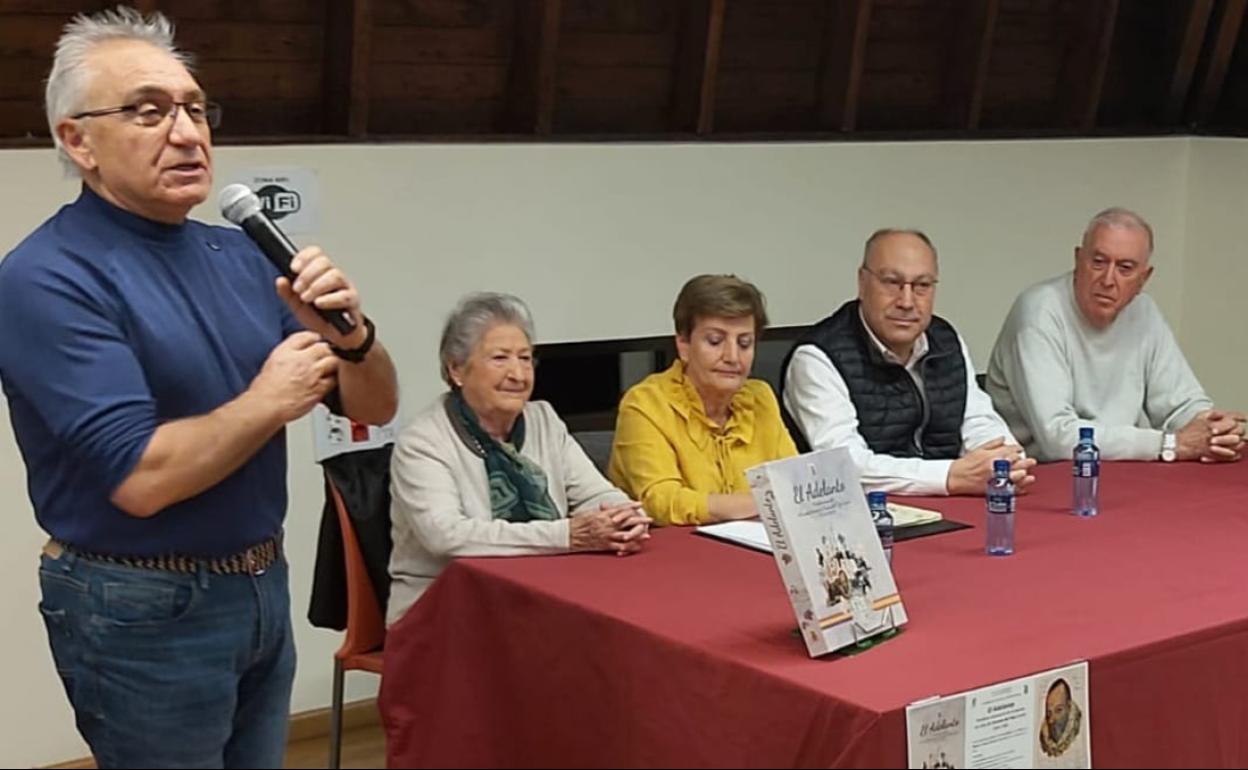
[1,0,1246,144]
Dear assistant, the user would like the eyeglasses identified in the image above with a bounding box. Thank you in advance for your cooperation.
[861,266,939,297]
[72,96,222,130]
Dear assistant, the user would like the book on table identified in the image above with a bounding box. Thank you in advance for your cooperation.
[745,447,908,656]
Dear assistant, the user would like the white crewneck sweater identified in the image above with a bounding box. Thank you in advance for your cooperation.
[985,272,1212,462]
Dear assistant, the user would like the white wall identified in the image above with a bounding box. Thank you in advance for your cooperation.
[1181,138,1248,408]
[0,136,1211,766]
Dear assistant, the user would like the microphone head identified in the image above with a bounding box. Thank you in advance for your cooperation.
[218,183,262,224]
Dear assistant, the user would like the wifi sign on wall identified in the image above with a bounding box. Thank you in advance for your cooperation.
[256,185,302,221]
[223,167,320,234]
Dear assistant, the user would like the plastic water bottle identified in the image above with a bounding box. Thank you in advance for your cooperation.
[1073,427,1100,517]
[868,491,894,566]
[985,459,1015,556]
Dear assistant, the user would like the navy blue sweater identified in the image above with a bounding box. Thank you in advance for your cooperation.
[0,186,301,557]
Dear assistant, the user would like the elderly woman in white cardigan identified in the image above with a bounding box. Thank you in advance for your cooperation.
[386,292,651,626]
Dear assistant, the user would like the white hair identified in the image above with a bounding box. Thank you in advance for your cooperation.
[45,5,192,176]
[1083,207,1155,255]
[439,293,536,386]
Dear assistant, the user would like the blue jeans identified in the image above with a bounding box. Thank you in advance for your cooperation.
[38,549,296,769]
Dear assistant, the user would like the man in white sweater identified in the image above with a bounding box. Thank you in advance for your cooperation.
[781,229,1036,496]
[986,207,1244,463]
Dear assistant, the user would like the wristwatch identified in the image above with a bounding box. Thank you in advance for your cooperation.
[329,316,376,363]
[1160,432,1177,463]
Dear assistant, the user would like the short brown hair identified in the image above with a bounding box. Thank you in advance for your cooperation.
[672,274,769,338]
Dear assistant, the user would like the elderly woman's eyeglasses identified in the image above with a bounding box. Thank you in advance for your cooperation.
[861,266,938,297]
[72,96,222,130]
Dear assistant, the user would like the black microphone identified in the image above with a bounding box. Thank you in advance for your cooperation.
[218,183,356,336]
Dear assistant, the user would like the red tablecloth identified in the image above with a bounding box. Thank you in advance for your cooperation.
[380,462,1248,768]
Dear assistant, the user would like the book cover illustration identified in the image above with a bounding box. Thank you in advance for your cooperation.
[748,447,907,656]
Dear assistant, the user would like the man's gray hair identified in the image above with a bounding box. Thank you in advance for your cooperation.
[862,228,938,267]
[439,292,536,386]
[1082,207,1155,254]
[45,5,191,176]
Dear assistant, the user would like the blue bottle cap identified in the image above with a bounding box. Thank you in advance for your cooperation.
[993,459,1011,476]
[1079,426,1094,440]
[867,491,887,507]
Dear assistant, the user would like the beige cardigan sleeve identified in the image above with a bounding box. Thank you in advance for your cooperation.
[389,410,572,559]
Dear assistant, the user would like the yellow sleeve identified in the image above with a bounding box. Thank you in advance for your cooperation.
[608,398,710,526]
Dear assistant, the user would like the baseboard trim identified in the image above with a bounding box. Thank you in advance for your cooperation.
[289,697,380,742]
[44,697,380,769]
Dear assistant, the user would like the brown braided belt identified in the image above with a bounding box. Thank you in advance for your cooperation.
[49,533,281,576]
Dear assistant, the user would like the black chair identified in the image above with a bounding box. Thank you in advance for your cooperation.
[572,429,615,474]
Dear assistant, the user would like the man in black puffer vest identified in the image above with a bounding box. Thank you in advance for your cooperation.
[780,229,1035,496]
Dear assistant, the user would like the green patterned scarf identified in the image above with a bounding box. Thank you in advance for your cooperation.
[450,391,560,523]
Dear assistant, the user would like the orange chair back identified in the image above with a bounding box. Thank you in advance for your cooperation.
[328,475,386,659]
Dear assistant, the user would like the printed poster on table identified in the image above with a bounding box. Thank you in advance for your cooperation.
[905,661,1090,769]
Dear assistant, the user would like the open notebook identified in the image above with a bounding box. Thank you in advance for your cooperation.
[695,502,943,555]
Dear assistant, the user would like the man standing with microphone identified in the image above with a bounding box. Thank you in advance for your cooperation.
[0,7,397,768]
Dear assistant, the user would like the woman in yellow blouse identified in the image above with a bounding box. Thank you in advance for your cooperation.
[608,274,798,525]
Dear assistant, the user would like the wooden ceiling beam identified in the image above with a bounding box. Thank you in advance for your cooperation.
[1056,0,1121,130]
[1165,0,1215,123]
[1193,0,1248,125]
[816,0,872,132]
[941,0,999,129]
[669,0,726,135]
[323,0,372,136]
[501,0,563,135]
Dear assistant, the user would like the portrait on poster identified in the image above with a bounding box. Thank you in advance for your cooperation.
[1033,666,1090,769]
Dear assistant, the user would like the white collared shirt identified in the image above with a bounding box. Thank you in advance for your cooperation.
[783,315,1019,496]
